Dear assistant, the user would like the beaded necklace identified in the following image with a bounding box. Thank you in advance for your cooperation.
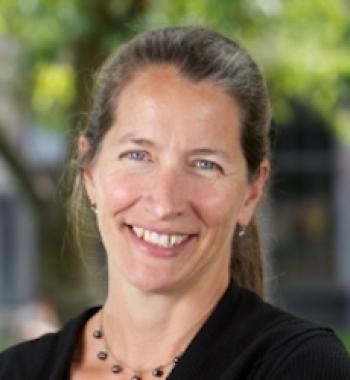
[93,311,181,379]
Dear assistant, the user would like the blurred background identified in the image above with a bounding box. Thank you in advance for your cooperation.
[0,0,350,351]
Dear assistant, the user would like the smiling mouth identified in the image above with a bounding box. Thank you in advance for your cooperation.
[129,225,194,248]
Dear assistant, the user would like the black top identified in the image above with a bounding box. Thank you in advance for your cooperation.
[1,282,349,379]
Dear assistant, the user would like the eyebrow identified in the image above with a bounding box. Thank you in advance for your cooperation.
[118,134,156,147]
[190,148,231,162]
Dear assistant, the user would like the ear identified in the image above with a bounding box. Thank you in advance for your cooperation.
[237,159,270,226]
[79,136,96,205]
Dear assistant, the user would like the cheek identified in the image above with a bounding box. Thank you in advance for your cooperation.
[95,171,141,213]
[190,181,245,227]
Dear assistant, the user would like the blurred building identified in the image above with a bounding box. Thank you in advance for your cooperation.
[270,102,350,327]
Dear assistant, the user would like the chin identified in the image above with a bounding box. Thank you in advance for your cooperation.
[126,267,182,294]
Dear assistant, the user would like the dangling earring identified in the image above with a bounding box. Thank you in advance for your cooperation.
[238,225,246,237]
[90,203,97,214]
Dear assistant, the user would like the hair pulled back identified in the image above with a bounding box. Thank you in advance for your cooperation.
[73,26,271,296]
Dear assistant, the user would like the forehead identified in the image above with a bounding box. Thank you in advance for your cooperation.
[111,65,243,147]
[118,64,239,109]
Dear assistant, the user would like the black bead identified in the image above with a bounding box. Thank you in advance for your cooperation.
[173,356,180,364]
[152,366,164,377]
[93,329,103,339]
[97,350,108,360]
[111,364,123,373]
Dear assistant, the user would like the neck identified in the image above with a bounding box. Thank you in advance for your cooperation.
[100,271,229,369]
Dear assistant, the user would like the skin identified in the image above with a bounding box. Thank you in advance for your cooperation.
[72,65,269,379]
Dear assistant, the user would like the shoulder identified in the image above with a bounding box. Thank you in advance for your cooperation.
[0,306,100,379]
[223,283,332,346]
[230,285,350,379]
[262,331,350,379]
[166,283,349,379]
[0,332,59,378]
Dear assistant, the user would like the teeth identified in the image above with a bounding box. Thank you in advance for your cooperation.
[170,235,177,246]
[133,226,144,239]
[131,226,189,248]
[159,234,169,247]
[150,231,158,242]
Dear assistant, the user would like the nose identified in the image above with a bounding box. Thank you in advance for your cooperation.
[144,166,187,220]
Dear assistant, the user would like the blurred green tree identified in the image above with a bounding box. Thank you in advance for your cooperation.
[0,0,349,316]
[145,0,350,140]
[0,0,148,317]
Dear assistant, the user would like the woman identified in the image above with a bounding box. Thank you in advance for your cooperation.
[0,26,349,380]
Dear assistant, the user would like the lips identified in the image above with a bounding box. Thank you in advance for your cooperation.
[130,225,192,248]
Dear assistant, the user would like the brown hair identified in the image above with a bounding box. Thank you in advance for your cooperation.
[71,26,271,296]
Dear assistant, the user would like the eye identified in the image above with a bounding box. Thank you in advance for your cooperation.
[120,150,151,162]
[194,159,223,173]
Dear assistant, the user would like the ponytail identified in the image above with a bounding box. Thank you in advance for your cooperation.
[231,218,264,297]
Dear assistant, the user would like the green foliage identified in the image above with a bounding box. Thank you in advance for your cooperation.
[336,330,350,352]
[0,0,350,141]
[32,63,76,130]
[0,0,142,131]
[1,0,79,130]
[144,0,350,141]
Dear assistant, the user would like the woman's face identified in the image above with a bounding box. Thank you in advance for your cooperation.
[83,65,269,294]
